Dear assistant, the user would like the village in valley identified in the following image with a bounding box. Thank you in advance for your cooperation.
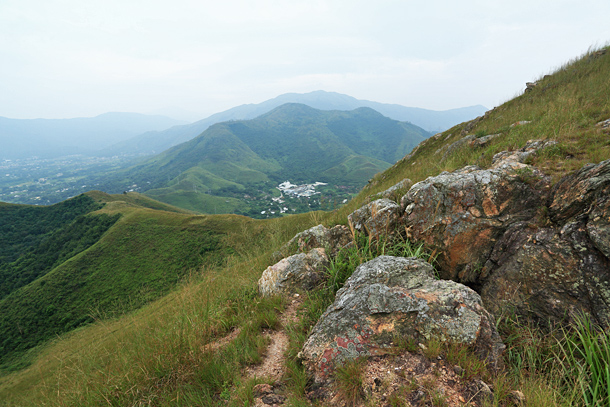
[254,180,354,218]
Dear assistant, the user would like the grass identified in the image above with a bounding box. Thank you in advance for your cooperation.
[334,357,367,406]
[1,45,610,406]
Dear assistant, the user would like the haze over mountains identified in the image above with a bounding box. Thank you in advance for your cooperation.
[0,91,486,161]
[100,90,487,157]
[0,113,186,160]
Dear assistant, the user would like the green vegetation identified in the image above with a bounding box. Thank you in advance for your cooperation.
[91,104,430,216]
[334,357,367,406]
[1,46,609,406]
[0,193,251,372]
[0,194,103,266]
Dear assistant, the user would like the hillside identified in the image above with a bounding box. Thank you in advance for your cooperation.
[0,191,254,372]
[0,113,186,160]
[100,91,484,157]
[0,46,609,407]
[95,104,431,216]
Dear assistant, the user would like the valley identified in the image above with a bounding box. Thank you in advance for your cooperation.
[0,155,137,205]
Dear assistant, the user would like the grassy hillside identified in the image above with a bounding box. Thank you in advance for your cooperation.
[0,195,110,298]
[0,46,609,406]
[0,192,257,372]
[93,104,430,217]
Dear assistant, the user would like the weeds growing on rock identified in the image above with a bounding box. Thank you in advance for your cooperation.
[325,232,432,294]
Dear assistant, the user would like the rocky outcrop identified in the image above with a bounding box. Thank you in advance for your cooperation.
[299,256,504,382]
[348,198,402,238]
[396,149,610,327]
[480,222,610,327]
[478,158,610,326]
[399,161,550,282]
[277,224,352,260]
[258,248,329,296]
[491,139,557,168]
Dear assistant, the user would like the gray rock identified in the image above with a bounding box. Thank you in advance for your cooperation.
[596,118,610,131]
[441,135,475,162]
[549,158,610,223]
[258,248,329,296]
[471,133,501,148]
[348,198,403,239]
[298,256,504,382]
[400,161,549,282]
[276,224,352,260]
[491,139,557,167]
[481,222,610,327]
[375,178,413,201]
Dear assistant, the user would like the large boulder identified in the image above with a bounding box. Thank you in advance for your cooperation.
[400,162,550,282]
[298,256,504,382]
[348,198,403,239]
[258,248,330,296]
[480,222,610,327]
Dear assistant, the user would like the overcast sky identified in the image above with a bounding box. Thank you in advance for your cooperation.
[1,0,609,121]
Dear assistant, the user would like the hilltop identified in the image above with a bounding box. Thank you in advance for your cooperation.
[100,91,485,157]
[0,46,609,406]
[94,104,431,216]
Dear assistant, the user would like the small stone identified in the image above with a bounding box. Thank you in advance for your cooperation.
[253,383,273,396]
[458,395,466,403]
[453,365,464,376]
[478,380,492,396]
[261,393,286,405]
[509,390,526,405]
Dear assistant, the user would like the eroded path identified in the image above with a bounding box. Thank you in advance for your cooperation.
[245,295,301,381]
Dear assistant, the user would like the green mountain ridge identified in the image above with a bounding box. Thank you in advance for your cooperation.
[100,104,431,216]
[99,91,486,157]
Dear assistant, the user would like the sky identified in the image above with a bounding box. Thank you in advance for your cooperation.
[1,0,609,121]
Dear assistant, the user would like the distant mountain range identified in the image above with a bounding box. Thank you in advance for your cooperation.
[99,91,487,157]
[97,104,431,215]
[0,92,486,161]
[0,113,187,160]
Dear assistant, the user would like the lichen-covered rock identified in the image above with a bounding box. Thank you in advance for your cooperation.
[348,198,403,238]
[400,162,549,282]
[549,158,610,223]
[481,222,610,327]
[298,256,504,382]
[258,248,329,296]
[375,178,413,201]
[275,224,352,260]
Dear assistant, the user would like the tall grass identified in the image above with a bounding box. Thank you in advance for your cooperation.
[558,314,610,406]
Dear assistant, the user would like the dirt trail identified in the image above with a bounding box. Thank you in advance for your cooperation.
[245,296,302,380]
